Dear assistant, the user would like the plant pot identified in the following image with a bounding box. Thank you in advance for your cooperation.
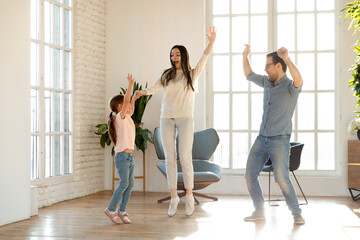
[358,130,360,140]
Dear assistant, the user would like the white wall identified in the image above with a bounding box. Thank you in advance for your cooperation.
[105,0,360,197]
[0,0,31,226]
[0,0,107,212]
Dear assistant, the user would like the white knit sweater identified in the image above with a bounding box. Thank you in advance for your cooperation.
[144,53,209,118]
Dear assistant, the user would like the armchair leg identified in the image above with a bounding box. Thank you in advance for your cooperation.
[268,172,271,205]
[349,188,360,201]
[157,191,217,205]
[291,171,308,205]
[193,196,200,205]
[157,196,171,204]
[193,192,218,203]
[157,191,186,204]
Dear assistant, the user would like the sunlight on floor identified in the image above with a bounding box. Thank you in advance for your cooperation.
[175,198,360,240]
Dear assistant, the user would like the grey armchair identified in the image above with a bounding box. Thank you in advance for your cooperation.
[153,127,221,205]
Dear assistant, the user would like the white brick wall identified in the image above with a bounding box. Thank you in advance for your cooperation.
[37,0,106,208]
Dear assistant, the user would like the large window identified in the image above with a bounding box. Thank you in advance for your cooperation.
[31,0,73,180]
[207,0,337,173]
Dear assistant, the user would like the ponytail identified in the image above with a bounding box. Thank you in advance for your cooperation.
[108,95,124,144]
[108,112,117,144]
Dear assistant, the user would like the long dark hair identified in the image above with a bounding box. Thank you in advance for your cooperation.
[161,45,194,91]
[108,95,124,144]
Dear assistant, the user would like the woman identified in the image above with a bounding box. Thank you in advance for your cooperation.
[138,26,216,217]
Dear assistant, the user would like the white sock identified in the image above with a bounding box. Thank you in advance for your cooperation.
[171,196,178,203]
[119,211,126,215]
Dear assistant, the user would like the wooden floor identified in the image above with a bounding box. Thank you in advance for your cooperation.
[1,191,360,240]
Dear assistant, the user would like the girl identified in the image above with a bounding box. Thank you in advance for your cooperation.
[138,26,216,217]
[104,74,141,224]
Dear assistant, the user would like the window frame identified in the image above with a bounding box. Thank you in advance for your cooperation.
[31,0,74,185]
[205,0,341,176]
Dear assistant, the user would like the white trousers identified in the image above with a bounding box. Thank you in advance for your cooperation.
[160,118,194,190]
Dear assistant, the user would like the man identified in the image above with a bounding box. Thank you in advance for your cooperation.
[242,44,305,225]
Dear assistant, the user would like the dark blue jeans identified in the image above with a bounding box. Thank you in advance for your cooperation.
[245,134,301,215]
[107,152,134,212]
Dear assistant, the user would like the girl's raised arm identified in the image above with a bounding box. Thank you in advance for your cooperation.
[129,90,142,117]
[120,74,134,119]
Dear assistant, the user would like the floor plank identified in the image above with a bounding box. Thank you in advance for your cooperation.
[1,191,360,240]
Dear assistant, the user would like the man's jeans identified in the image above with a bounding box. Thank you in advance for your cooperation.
[245,134,301,215]
[108,152,134,212]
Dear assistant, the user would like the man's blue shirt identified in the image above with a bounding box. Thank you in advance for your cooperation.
[246,72,302,136]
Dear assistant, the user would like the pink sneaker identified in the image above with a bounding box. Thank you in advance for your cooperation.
[104,208,121,224]
[117,210,129,217]
[117,212,131,224]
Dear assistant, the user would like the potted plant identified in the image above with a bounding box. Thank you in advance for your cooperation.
[343,1,360,117]
[95,81,153,155]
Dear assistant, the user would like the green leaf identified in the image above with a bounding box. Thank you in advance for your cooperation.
[134,126,153,153]
[345,1,360,114]
[120,87,126,95]
[106,132,111,146]
[345,12,350,20]
[100,134,107,148]
[96,123,108,134]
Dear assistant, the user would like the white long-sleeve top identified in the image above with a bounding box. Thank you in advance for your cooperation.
[144,53,209,118]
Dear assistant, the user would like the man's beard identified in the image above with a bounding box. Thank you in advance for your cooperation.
[267,73,277,82]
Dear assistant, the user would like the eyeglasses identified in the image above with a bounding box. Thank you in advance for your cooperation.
[265,62,276,69]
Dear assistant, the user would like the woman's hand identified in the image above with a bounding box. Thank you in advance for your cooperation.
[207,26,217,43]
[133,90,142,101]
[204,26,216,55]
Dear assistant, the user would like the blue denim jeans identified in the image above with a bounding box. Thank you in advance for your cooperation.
[245,134,301,215]
[107,152,135,212]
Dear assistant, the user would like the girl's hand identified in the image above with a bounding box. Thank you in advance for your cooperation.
[127,74,135,85]
[207,26,216,43]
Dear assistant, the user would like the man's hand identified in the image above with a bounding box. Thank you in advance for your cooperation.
[277,47,289,61]
[243,44,251,57]
[242,44,252,77]
[277,47,303,87]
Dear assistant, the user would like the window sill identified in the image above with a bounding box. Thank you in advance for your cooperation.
[31,174,74,187]
[220,169,342,178]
